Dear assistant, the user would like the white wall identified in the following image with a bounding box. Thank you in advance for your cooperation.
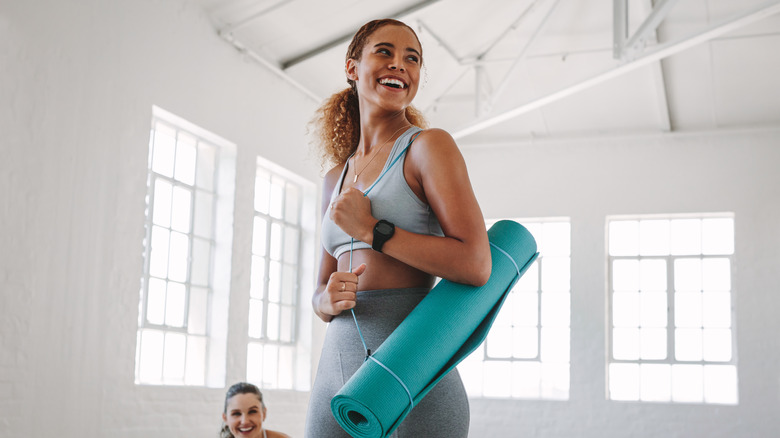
[3,1,780,437]
[462,129,780,437]
[1,0,319,437]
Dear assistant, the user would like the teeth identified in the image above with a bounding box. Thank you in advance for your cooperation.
[379,78,405,89]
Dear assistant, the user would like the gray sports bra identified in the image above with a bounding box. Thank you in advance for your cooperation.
[321,126,444,259]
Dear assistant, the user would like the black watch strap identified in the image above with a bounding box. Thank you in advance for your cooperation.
[372,219,395,252]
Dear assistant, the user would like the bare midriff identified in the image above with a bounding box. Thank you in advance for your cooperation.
[338,249,435,291]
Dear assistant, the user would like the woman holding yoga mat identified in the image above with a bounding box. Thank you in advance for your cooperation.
[305,18,491,437]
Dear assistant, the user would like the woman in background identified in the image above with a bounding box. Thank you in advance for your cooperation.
[221,382,290,438]
[304,18,491,438]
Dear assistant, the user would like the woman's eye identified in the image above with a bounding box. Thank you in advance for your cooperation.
[407,55,419,63]
[377,48,391,55]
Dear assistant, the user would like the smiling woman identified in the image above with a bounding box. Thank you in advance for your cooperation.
[305,18,491,438]
[220,382,290,438]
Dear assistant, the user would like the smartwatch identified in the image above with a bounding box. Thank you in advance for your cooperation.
[372,219,395,252]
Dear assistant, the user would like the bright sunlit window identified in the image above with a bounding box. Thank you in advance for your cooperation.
[458,218,571,400]
[136,106,235,387]
[246,157,316,391]
[607,214,737,404]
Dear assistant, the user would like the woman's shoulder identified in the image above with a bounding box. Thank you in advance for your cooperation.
[408,127,462,163]
[266,430,291,438]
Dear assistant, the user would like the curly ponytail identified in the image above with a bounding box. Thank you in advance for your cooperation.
[310,19,428,168]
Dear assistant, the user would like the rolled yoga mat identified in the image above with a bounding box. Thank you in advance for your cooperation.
[331,220,539,437]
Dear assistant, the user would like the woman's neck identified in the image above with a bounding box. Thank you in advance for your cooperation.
[356,110,410,155]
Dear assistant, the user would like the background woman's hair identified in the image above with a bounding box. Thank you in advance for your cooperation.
[220,382,264,438]
[309,18,429,168]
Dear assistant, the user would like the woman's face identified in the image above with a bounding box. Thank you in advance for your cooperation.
[222,393,266,438]
[347,24,422,112]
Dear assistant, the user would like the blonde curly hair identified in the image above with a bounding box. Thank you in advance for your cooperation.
[310,19,428,168]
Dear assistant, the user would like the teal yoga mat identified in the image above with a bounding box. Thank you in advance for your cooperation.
[331,220,539,437]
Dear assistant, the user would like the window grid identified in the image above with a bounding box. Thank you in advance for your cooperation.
[607,215,738,405]
[247,166,303,390]
[458,219,571,400]
[136,117,220,386]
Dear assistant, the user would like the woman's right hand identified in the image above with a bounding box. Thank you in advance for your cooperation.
[316,263,367,319]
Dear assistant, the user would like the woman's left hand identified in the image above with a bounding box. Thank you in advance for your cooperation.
[330,186,374,242]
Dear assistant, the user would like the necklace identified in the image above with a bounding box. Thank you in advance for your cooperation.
[353,124,410,183]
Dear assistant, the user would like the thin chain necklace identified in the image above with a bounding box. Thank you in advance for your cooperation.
[353,124,410,183]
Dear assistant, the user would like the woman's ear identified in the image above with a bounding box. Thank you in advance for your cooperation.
[222,413,227,423]
[345,58,359,82]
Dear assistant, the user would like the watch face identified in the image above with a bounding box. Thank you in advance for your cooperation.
[376,222,393,234]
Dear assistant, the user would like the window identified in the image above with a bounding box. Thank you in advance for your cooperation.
[136,107,235,387]
[458,218,571,399]
[607,214,737,404]
[246,157,316,391]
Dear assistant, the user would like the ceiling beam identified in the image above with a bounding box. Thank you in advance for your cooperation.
[218,0,292,35]
[280,0,443,70]
[219,33,322,103]
[616,0,681,60]
[453,0,780,140]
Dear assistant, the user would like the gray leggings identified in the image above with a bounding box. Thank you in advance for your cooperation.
[304,288,470,438]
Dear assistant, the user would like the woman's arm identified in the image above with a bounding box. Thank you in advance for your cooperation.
[331,129,492,286]
[311,165,366,322]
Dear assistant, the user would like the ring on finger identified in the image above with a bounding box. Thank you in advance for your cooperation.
[341,282,346,291]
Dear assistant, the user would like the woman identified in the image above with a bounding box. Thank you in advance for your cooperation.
[221,382,290,438]
[305,18,491,437]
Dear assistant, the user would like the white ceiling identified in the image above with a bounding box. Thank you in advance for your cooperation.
[195,0,780,145]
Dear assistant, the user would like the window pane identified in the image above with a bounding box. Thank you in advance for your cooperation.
[541,256,569,292]
[513,291,538,326]
[193,190,214,239]
[167,231,189,282]
[278,346,294,389]
[670,219,701,255]
[609,363,639,401]
[252,217,267,256]
[267,303,280,341]
[540,222,570,256]
[675,292,702,328]
[188,287,208,335]
[170,186,192,233]
[281,264,296,305]
[248,299,264,339]
[250,255,266,299]
[196,142,216,191]
[151,125,176,177]
[246,343,263,385]
[639,259,666,291]
[149,226,170,278]
[146,278,166,325]
[163,332,186,382]
[185,336,206,386]
[613,292,639,327]
[483,361,512,398]
[165,281,186,327]
[613,259,639,291]
[139,329,164,383]
[190,237,210,287]
[487,326,512,358]
[702,218,734,255]
[280,306,294,343]
[285,184,300,224]
[152,179,172,227]
[702,292,731,328]
[672,364,703,403]
[512,327,538,358]
[640,364,671,402]
[703,365,738,404]
[674,258,701,292]
[174,132,197,185]
[262,344,279,388]
[512,362,541,398]
[540,327,569,362]
[639,220,670,256]
[270,222,283,261]
[640,292,667,327]
[702,328,732,361]
[269,176,285,219]
[540,362,569,400]
[702,258,730,291]
[541,292,569,327]
[675,328,702,361]
[268,261,281,303]
[613,327,639,360]
[254,170,271,214]
[513,262,538,292]
[609,221,639,256]
[640,328,667,360]
[284,225,299,264]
